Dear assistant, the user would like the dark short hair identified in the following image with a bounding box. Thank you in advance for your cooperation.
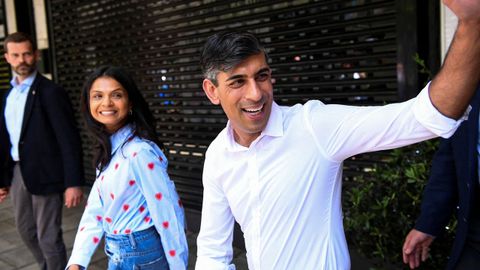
[80,66,160,173]
[200,31,268,85]
[3,32,37,52]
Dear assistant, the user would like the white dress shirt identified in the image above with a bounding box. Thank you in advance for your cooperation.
[4,72,36,161]
[195,84,467,270]
[67,125,188,269]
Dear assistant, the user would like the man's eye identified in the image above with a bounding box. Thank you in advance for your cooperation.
[257,73,270,81]
[229,79,245,88]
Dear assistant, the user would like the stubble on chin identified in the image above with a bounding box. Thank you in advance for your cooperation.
[15,64,35,76]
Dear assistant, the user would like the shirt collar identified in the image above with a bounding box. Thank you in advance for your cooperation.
[224,101,284,151]
[110,124,135,154]
[10,71,37,92]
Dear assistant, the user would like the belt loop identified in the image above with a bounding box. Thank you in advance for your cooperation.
[128,233,137,249]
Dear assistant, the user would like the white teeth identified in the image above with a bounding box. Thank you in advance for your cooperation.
[244,105,263,113]
[100,111,116,115]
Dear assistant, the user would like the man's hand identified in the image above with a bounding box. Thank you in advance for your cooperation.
[0,187,9,203]
[402,229,435,269]
[64,187,84,208]
[443,0,480,22]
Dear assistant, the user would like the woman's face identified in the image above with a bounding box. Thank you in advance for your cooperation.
[89,76,131,133]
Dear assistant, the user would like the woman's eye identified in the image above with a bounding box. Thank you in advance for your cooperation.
[112,93,123,99]
[91,94,102,100]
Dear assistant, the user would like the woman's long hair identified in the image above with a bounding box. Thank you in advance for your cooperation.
[80,66,160,174]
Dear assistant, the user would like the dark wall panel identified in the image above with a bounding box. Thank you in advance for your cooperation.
[0,0,10,100]
[48,0,398,212]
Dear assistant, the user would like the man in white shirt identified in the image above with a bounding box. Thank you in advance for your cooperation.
[195,1,480,269]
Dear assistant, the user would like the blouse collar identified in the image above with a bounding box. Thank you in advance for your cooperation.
[110,124,135,154]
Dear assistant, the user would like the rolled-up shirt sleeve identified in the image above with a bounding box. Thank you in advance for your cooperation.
[412,82,470,138]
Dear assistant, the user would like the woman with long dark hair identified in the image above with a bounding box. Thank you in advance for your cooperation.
[67,66,188,270]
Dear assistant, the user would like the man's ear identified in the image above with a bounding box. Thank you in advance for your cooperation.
[34,50,41,61]
[202,79,220,105]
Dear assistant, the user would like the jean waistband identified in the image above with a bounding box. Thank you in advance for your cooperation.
[105,226,158,247]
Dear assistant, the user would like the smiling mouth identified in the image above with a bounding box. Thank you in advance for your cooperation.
[100,111,117,115]
[242,104,264,114]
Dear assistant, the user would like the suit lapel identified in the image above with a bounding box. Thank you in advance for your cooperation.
[19,74,41,140]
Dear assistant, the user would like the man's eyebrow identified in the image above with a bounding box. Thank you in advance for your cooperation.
[226,67,271,82]
[226,74,245,82]
[256,67,271,75]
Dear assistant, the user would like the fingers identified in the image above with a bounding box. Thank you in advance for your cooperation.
[403,246,422,269]
[64,195,73,208]
[421,244,430,262]
[405,247,418,269]
[413,247,421,269]
[0,188,9,203]
[64,187,84,208]
[65,194,82,208]
[403,230,422,268]
[403,229,434,268]
[402,240,411,263]
[402,232,416,261]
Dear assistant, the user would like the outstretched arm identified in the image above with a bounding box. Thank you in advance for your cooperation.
[429,0,480,119]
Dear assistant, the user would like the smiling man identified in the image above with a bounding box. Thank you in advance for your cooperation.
[202,52,273,147]
[195,0,480,269]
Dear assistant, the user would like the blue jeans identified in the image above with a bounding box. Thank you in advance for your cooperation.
[104,226,169,270]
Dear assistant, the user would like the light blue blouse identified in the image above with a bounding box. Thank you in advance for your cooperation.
[67,125,188,269]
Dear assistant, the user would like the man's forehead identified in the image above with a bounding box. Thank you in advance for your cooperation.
[223,55,270,77]
[7,41,34,51]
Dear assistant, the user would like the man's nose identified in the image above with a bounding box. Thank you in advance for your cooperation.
[245,80,262,101]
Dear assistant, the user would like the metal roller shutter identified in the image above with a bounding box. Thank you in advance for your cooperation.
[48,0,400,212]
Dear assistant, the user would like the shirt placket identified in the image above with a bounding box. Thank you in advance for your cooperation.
[248,147,262,270]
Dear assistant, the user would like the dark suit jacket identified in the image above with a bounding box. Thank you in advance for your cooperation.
[415,89,480,269]
[0,73,84,195]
